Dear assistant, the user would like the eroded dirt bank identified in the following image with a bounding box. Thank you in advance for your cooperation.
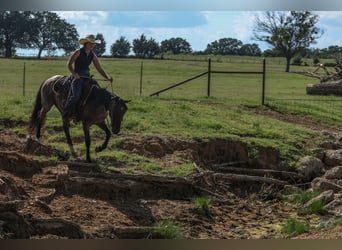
[0,119,341,239]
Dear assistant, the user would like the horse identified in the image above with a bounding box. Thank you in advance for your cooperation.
[28,75,129,162]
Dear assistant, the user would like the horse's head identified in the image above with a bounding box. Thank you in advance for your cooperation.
[108,96,129,134]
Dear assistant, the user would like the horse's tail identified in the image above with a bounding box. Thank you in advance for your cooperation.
[28,83,43,134]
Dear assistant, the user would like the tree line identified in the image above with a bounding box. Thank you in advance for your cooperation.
[1,11,338,72]
[0,11,262,59]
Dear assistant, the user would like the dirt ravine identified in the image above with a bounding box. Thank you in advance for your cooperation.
[0,117,341,239]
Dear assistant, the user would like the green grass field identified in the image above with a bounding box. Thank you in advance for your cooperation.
[0,55,339,170]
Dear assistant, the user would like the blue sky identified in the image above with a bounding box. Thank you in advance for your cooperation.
[53,11,342,55]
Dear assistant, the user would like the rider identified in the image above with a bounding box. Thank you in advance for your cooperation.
[62,34,113,120]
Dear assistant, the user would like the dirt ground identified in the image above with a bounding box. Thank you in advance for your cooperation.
[1,109,342,239]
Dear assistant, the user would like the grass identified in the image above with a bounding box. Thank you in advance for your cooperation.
[281,217,310,238]
[0,55,338,172]
[152,220,185,239]
[191,197,212,214]
[282,190,327,215]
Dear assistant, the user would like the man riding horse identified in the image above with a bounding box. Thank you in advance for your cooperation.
[62,34,113,121]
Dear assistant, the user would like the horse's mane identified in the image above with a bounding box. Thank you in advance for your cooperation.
[88,85,117,109]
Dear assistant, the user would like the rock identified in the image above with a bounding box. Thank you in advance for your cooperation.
[324,199,342,216]
[305,190,334,208]
[298,156,325,181]
[324,149,342,167]
[311,178,342,193]
[324,166,342,179]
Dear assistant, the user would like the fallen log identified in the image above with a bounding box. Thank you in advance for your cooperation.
[306,80,342,96]
[57,171,201,200]
[57,161,102,172]
[29,218,85,239]
[0,200,26,212]
[211,165,304,182]
[211,172,289,186]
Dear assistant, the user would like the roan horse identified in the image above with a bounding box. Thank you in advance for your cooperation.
[28,75,128,162]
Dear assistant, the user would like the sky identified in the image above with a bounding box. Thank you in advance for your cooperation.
[50,11,342,56]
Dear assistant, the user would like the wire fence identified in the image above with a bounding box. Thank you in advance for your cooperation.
[265,97,342,126]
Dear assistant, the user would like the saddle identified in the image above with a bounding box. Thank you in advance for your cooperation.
[53,75,99,121]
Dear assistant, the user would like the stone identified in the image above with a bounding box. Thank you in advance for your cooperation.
[311,178,342,193]
[324,149,342,167]
[324,166,342,179]
[298,156,325,181]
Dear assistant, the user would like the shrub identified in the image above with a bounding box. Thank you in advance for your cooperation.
[292,56,303,66]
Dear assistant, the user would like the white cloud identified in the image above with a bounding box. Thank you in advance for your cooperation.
[53,11,342,55]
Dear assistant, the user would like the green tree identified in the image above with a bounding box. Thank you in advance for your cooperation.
[145,37,159,59]
[205,38,243,55]
[253,11,323,72]
[132,34,159,58]
[239,43,262,56]
[22,11,79,58]
[92,33,106,57]
[0,11,32,57]
[133,33,148,58]
[110,36,131,57]
[160,37,192,54]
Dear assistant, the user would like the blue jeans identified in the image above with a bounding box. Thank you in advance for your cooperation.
[62,77,84,119]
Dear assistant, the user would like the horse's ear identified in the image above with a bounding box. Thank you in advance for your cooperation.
[124,99,131,103]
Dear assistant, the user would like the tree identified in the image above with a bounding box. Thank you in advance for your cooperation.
[92,33,106,57]
[253,11,323,72]
[132,34,159,58]
[160,37,192,54]
[26,11,79,59]
[205,38,243,55]
[145,38,159,59]
[0,11,32,57]
[133,33,148,58]
[110,36,131,57]
[239,43,262,56]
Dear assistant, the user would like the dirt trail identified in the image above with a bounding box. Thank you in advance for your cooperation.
[0,118,341,239]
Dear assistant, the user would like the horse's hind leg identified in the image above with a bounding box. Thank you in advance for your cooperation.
[36,106,52,141]
[63,119,77,158]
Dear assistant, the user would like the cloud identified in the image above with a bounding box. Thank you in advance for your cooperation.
[54,11,342,54]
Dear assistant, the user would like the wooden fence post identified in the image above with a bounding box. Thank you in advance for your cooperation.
[140,61,143,96]
[207,58,211,97]
[262,58,266,105]
[23,62,26,97]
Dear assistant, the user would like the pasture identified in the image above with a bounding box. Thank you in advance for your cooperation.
[0,55,338,169]
[1,55,342,239]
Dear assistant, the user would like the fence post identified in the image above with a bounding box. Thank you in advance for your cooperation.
[140,61,143,96]
[23,62,26,97]
[207,58,211,97]
[262,58,266,105]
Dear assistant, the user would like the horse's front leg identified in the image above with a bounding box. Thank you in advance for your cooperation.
[82,122,92,163]
[62,119,77,158]
[95,122,111,153]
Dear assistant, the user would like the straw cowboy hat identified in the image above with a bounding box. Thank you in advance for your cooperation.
[79,35,101,45]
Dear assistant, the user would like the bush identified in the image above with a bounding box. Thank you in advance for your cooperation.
[313,57,320,65]
[292,56,303,66]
